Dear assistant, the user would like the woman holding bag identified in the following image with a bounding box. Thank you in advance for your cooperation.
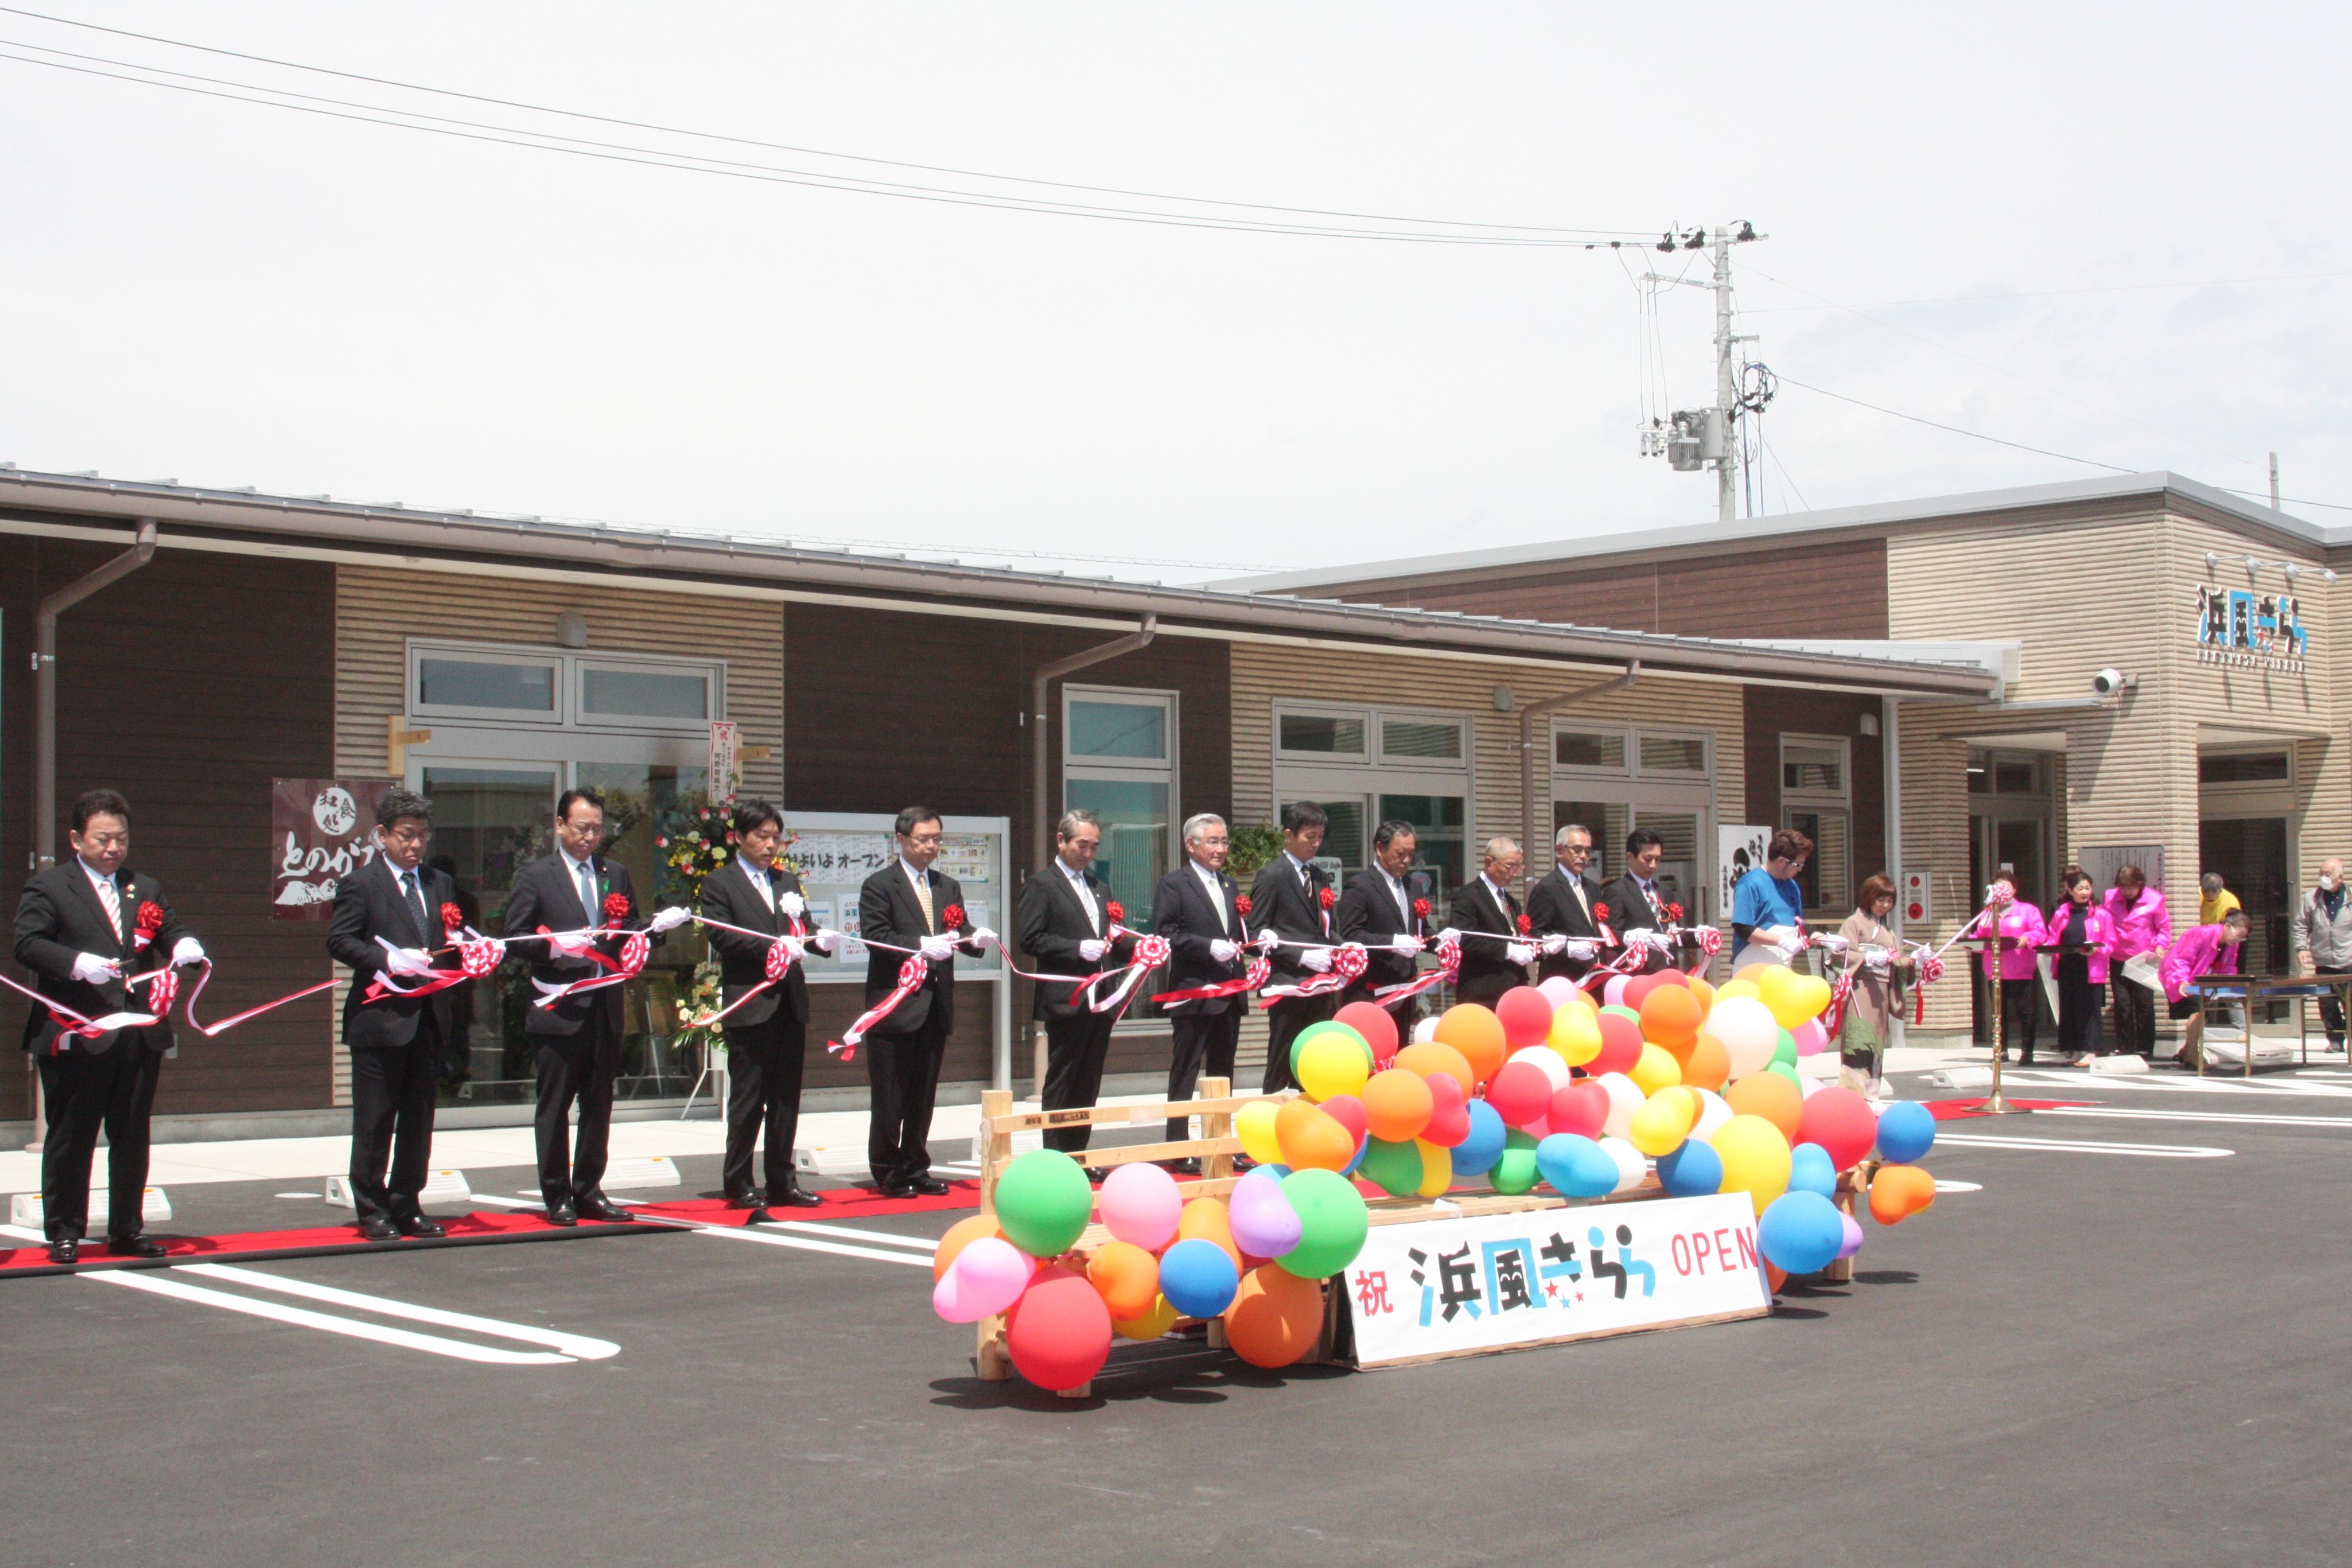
[2045,868,2118,1066]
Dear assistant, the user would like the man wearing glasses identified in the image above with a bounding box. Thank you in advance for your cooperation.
[858,807,988,1197]
[1528,823,1606,983]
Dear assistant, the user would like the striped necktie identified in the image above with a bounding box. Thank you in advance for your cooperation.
[94,873,123,942]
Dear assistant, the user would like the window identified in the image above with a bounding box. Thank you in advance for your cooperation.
[1382,718,1463,762]
[1781,736,1852,916]
[1639,733,1709,776]
[1381,793,1467,904]
[1070,699,1168,761]
[408,640,724,737]
[578,662,710,726]
[1968,749,2045,797]
[1783,743,1844,795]
[1554,727,1628,773]
[1064,687,1177,931]
[1278,711,1367,760]
[2200,752,2290,785]
[417,654,559,721]
[1274,703,1472,909]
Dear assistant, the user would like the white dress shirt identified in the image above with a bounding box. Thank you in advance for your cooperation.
[1059,857,1101,932]
[1190,858,1230,932]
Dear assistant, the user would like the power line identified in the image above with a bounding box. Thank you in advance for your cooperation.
[0,6,1652,243]
[1773,373,2137,473]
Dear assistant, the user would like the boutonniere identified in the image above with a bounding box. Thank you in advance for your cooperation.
[1413,897,1431,919]
[777,890,806,919]
[1516,913,1533,935]
[1318,887,1336,911]
[1666,901,1685,924]
[1235,894,1253,919]
[131,901,167,951]
[940,903,967,933]
[1105,899,1125,925]
[602,892,632,925]
[440,901,467,940]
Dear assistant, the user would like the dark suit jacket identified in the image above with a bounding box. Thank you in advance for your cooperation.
[1600,875,1675,975]
[1527,865,1605,982]
[698,856,811,1030]
[328,855,462,1051]
[1335,868,1425,993]
[502,853,645,1038]
[858,862,980,1036]
[1152,860,1246,1015]
[14,861,192,1056]
[1249,855,1333,991]
[1016,862,1133,1022]
[1448,876,1526,1004]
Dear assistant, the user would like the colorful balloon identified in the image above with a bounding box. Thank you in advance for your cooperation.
[1274,1098,1356,1173]
[1836,1212,1865,1260]
[1157,1236,1241,1317]
[1591,1009,1644,1076]
[1223,1263,1324,1368]
[993,1149,1095,1259]
[1176,1195,1242,1270]
[932,1236,1032,1322]
[1396,1039,1479,1100]
[1787,1141,1838,1200]
[1874,1100,1937,1164]
[1359,1135,1424,1198]
[1493,986,1556,1050]
[1868,1162,1938,1225]
[1724,1068,1803,1140]
[1790,1018,1829,1058]
[1595,1071,1645,1139]
[1486,1059,1555,1129]
[1598,1135,1647,1193]
[1549,1079,1611,1139]
[1228,1168,1303,1258]
[1098,1162,1182,1252]
[1757,1190,1843,1275]
[1795,1087,1878,1171]
[1005,1264,1114,1391]
[1489,1129,1541,1195]
[1235,1099,1286,1165]
[1360,1068,1434,1143]
[1113,1293,1179,1343]
[1536,976,1581,1007]
[1656,1137,1723,1196]
[1702,994,1779,1080]
[1421,1071,1472,1148]
[1689,1087,1734,1143]
[1294,1028,1373,1103]
[1318,1093,1369,1151]
[933,1213,1008,1281]
[1412,1138,1453,1198]
[1629,1042,1684,1097]
[1534,1133,1618,1197]
[1639,984,1704,1054]
[1627,1085,1698,1157]
[1086,1240,1162,1319]
[1681,1032,1731,1091]
[1549,1002,1605,1066]
[1507,1044,1573,1093]
[1711,1113,1793,1216]
[1276,1168,1370,1279]
[1430,1005,1508,1087]
[1451,1097,1508,1176]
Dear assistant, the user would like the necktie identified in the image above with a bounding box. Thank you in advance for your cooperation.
[577,860,598,923]
[912,870,935,931]
[1206,868,1230,933]
[404,870,430,938]
[94,873,122,943]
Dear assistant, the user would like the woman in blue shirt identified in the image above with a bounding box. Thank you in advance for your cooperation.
[1732,828,1813,967]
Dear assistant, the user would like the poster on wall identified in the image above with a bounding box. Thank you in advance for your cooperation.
[272,779,393,919]
[1718,824,1770,916]
[782,823,1003,982]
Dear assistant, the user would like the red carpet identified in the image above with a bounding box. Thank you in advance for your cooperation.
[1923,1096,2093,1120]
[636,1178,985,1223]
[1,1208,658,1278]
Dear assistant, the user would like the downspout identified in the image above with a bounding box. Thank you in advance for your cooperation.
[1519,660,1639,892]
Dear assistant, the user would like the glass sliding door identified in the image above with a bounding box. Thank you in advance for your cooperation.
[419,764,558,1104]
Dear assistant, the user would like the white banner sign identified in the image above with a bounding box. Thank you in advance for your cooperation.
[707,721,740,801]
[1342,1194,1770,1367]
[1718,824,1771,918]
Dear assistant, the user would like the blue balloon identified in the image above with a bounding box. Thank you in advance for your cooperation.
[1656,1138,1723,1197]
[1789,1142,1838,1200]
[1157,1237,1239,1318]
[1875,1100,1937,1164]
[1757,1190,1844,1275]
[1535,1134,1618,1198]
[1451,1099,1509,1176]
[1341,1134,1369,1176]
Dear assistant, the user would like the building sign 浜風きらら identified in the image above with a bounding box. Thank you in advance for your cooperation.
[271,779,393,920]
[2197,584,2309,674]
[1343,1193,1770,1367]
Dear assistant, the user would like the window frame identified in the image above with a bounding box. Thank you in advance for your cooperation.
[407,639,727,738]
[573,655,721,735]
[410,644,566,727]
[1273,703,1373,766]
[1063,686,1179,776]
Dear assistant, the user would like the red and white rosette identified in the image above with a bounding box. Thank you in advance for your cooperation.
[528,931,650,1009]
[684,936,805,1032]
[131,900,167,954]
[1078,932,1173,1022]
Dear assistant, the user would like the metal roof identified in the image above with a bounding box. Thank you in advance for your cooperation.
[1206,471,2337,596]
[0,464,2000,699]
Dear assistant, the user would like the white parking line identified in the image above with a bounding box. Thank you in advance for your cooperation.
[761,1220,938,1252]
[2040,1106,2352,1130]
[461,1194,935,1267]
[1933,1133,2233,1158]
[89,1270,578,1364]
[179,1263,620,1359]
[2001,1071,2352,1101]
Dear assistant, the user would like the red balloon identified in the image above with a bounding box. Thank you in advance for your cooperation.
[1590,1012,1644,1076]
[1549,1080,1610,1139]
[1795,1086,1879,1172]
[1492,986,1554,1050]
[1005,1264,1114,1392]
[1422,1071,1472,1148]
[1319,1093,1369,1150]
[1486,1060,1553,1129]
[1620,972,1665,1011]
[1334,1001,1401,1068]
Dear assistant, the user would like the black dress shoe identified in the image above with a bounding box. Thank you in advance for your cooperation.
[910,1176,951,1197]
[358,1216,402,1241]
[878,1182,919,1200]
[773,1185,823,1209]
[108,1235,168,1259]
[725,1190,763,1210]
[395,1216,446,1240]
[46,1238,78,1266]
[575,1197,636,1223]
[544,1203,578,1228]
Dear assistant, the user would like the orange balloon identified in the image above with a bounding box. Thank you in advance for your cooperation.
[1724,1070,1803,1139]
[1638,985,1704,1053]
[1086,1240,1161,1320]
[1223,1263,1325,1368]
[1868,1162,1938,1225]
[1430,1005,1507,1086]
[934,1214,1008,1281]
[1681,1033,1731,1092]
[1274,1098,1356,1172]
[1360,1067,1434,1143]
[1688,974,1715,1013]
[1176,1195,1242,1270]
[1394,1040,1479,1100]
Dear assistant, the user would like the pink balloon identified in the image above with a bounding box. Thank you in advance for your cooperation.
[1537,976,1581,1007]
[1229,1169,1302,1258]
[1836,1212,1865,1260]
[1602,975,1632,1009]
[1791,1019,1829,1058]
[932,1237,1031,1322]
[1098,1161,1183,1251]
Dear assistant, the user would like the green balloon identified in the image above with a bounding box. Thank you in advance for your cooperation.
[1600,1004,1642,1025]
[1490,1129,1541,1195]
[1360,1135,1424,1198]
[1277,1168,1371,1279]
[993,1149,1093,1258]
[1291,1020,1372,1077]
[1772,1029,1799,1068]
[1766,1061,1803,1091]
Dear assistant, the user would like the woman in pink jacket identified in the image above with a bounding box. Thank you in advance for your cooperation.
[2103,865,2171,1059]
[2045,868,2119,1065]
[1977,876,2049,1063]
[2159,909,2248,1070]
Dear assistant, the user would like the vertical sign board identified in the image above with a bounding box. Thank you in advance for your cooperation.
[271,780,393,919]
[1343,1193,1771,1367]
[707,721,741,803]
[1718,824,1771,920]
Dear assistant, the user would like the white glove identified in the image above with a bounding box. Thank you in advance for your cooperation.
[969,926,998,949]
[1561,939,1599,961]
[71,951,122,986]
[549,929,597,958]
[647,906,691,934]
[1079,939,1109,962]
[920,936,956,963]
[1864,949,1892,972]
[1504,942,1536,966]
[1210,939,1241,963]
[170,936,207,967]
[1538,932,1568,956]
[1644,929,1678,954]
[1301,947,1334,974]
[809,928,839,955]
[385,945,438,976]
[1437,926,1462,944]
[1812,933,1849,953]
[1389,936,1421,958]
[781,936,808,964]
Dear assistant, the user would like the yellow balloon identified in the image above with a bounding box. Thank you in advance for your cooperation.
[1649,1085,1700,1135]
[1235,1099,1285,1165]
[1549,1004,1604,1066]
[1627,1094,1694,1158]
[1114,1293,1179,1342]
[1296,1032,1371,1103]
[1628,1041,1683,1097]
[1783,972,1833,1026]
[1709,1112,1793,1217]
[1715,976,1762,1002]
[1413,1138,1453,1198]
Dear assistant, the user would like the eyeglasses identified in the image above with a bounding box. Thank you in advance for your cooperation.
[907,832,944,847]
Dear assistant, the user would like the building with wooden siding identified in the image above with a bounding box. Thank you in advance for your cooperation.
[2,466,1994,1138]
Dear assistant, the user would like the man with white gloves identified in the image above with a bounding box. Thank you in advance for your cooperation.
[857,807,985,1198]
[1014,809,1135,1154]
[1336,818,1432,1030]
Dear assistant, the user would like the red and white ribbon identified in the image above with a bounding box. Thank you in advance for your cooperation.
[1372,933,1461,1006]
[1259,941,1370,1005]
[0,963,180,1051]
[1154,956,1272,1007]
[686,936,809,1030]
[830,953,932,1060]
[530,929,651,1009]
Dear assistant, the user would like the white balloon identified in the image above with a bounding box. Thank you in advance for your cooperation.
[1705,994,1780,1080]
[1690,1087,1735,1143]
[1598,1135,1649,1193]
[1412,1014,1444,1044]
[1798,1073,1828,1099]
[1507,1044,1572,1094]
[1596,1072,1645,1140]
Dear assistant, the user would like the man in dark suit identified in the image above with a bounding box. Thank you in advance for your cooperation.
[1251,802,1339,1095]
[1600,826,1676,976]
[1527,822,1607,983]
[1335,818,1428,1031]
[14,789,204,1264]
[503,788,685,1225]
[1016,808,1135,1155]
[327,788,464,1242]
[699,797,832,1220]
[1448,835,1534,1006]
[1153,812,1249,1147]
[858,806,988,1198]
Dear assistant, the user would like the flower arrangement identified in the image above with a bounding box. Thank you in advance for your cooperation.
[655,799,739,905]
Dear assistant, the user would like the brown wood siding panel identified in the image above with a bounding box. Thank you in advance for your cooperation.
[0,538,337,1118]
[1743,688,1888,907]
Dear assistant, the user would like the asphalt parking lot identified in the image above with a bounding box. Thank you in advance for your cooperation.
[6,1065,2350,1568]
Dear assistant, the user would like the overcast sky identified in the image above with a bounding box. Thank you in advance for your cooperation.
[5,2,2348,582]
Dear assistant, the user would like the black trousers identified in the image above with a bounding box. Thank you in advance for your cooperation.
[348,1028,440,1225]
[37,1044,162,1241]
[2316,965,2351,1044]
[722,1013,808,1200]
[1999,977,2041,1060]
[2112,972,2157,1055]
[1166,1006,1242,1142]
[1262,995,1336,1095]
[1041,1010,1118,1153]
[533,1012,624,1207]
[2056,955,2105,1055]
[865,1009,947,1188]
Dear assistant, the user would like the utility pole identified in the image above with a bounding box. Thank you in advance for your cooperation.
[1646,221,1762,520]
[1712,225,1738,522]
[2271,452,2280,510]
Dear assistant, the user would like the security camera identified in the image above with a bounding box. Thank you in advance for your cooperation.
[2091,668,2135,697]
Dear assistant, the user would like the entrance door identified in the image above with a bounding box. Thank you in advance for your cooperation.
[2202,816,2290,982]
[419,763,558,1104]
